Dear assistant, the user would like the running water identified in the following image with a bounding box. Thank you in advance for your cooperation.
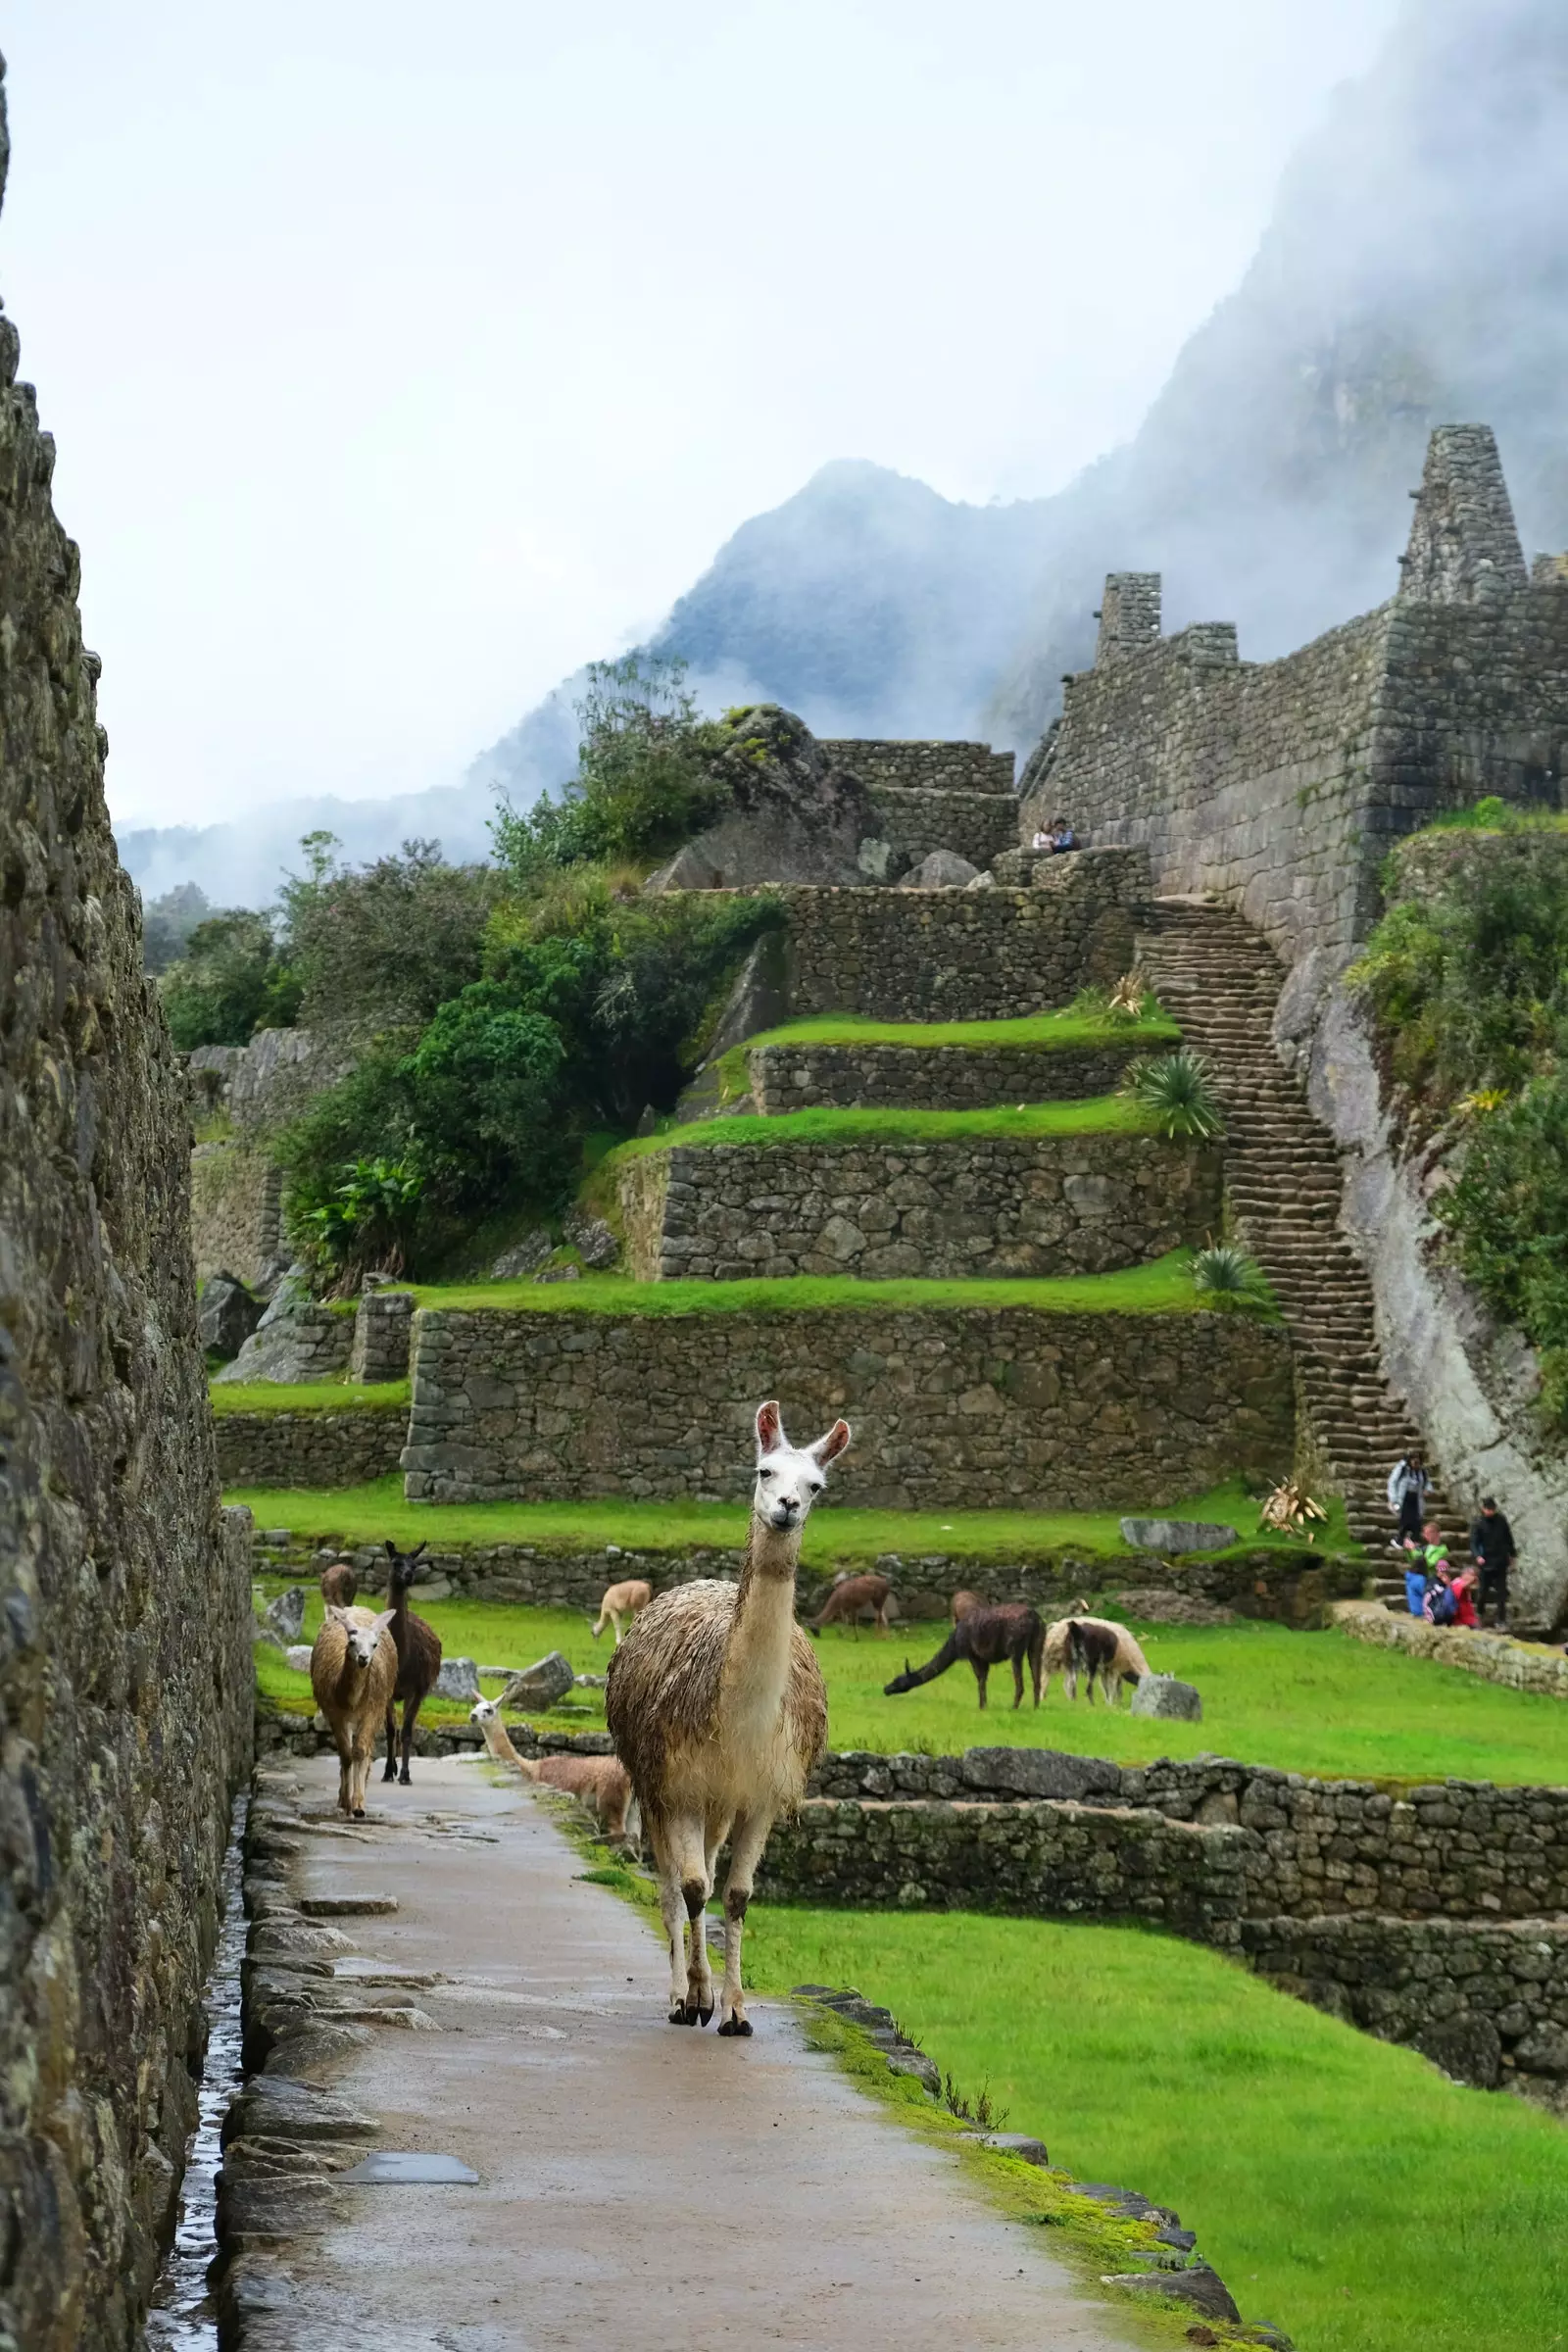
[144,1791,249,2351]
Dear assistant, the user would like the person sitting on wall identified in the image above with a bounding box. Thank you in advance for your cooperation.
[1469,1496,1516,1630]
[1450,1563,1480,1629]
[1031,826,1052,851]
[1402,1548,1429,1619]
[1051,817,1078,852]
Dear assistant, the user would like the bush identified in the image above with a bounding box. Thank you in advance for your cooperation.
[160,910,301,1049]
[1435,1074,1568,1426]
[1125,1051,1223,1141]
[297,1158,424,1288]
[281,832,502,1040]
[1192,1243,1269,1309]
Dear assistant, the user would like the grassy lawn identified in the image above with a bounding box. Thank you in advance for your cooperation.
[737,1008,1183,1053]
[211,1380,410,1416]
[254,1570,1568,1783]
[255,1589,612,1730]
[602,1096,1163,1164]
[408,1249,1245,1317]
[227,1474,1346,1558]
[740,1907,1568,2352]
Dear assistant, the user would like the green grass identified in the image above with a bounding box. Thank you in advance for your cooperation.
[255,1589,612,1730]
[227,1475,1337,1560]
[604,1096,1162,1165]
[211,1379,410,1416]
[740,1009,1182,1052]
[741,1908,1568,2352]
[408,1250,1245,1318]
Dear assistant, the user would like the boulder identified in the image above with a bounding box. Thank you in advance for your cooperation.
[959,1747,1121,1801]
[1118,1518,1238,1553]
[433,1657,481,1702]
[265,1587,306,1642]
[198,1271,263,1358]
[643,707,879,891]
[899,849,979,889]
[498,1651,576,1711]
[1100,2266,1240,2325]
[213,1265,351,1385]
[963,869,996,889]
[533,1263,581,1284]
[564,1211,618,1271]
[491,1228,553,1280]
[698,930,790,1062]
[285,1645,314,1674]
[1130,1674,1204,1721]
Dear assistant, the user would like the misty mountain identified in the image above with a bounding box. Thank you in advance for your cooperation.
[122,0,1568,906]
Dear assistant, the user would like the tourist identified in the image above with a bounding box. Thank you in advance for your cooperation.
[1052,817,1078,852]
[1469,1496,1516,1629]
[1402,1550,1429,1619]
[1450,1564,1480,1629]
[1387,1451,1431,1547]
[1031,826,1052,851]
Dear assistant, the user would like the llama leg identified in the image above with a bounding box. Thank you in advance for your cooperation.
[663,1815,711,2025]
[382,1699,399,1780]
[337,1747,352,1815]
[974,1659,989,1709]
[1011,1647,1025,1708]
[717,1812,771,2036]
[651,1827,690,2020]
[399,1692,422,1784]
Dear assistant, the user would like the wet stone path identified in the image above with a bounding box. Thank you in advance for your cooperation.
[220,1756,1149,2352]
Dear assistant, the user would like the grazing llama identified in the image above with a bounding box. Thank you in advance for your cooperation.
[591,1577,653,1644]
[950,1588,986,1622]
[883,1601,1045,1710]
[1062,1616,1150,1706]
[380,1542,443,1785]
[319,1559,358,1608]
[467,1699,639,1842]
[311,1605,398,1816]
[808,1571,892,1637]
[607,1400,850,2036]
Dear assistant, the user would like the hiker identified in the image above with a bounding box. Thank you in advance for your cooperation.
[1387,1452,1431,1546]
[1031,826,1052,851]
[1470,1496,1516,1630]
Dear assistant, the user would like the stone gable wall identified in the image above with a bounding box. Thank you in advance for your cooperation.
[750,1039,1144,1113]
[777,850,1143,1020]
[401,1301,1293,1507]
[0,82,255,2346]
[819,739,1015,793]
[618,1131,1221,1282]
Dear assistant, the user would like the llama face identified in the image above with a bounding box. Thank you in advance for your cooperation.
[327,1605,394,1668]
[752,1400,852,1531]
[384,1538,429,1593]
[469,1698,498,1727]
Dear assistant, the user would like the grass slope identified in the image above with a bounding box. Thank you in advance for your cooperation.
[211,1380,410,1417]
[251,1574,1568,1786]
[742,1908,1568,2352]
[604,1096,1159,1163]
[408,1250,1236,1317]
[740,1009,1183,1052]
[227,1475,1344,1560]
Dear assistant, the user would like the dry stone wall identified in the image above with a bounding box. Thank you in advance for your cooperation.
[750,1038,1144,1113]
[401,1301,1293,1507]
[819,739,1015,793]
[214,1404,408,1490]
[0,75,255,2347]
[865,785,1019,870]
[776,850,1143,1020]
[618,1131,1220,1282]
[190,1138,284,1292]
[349,1287,414,1382]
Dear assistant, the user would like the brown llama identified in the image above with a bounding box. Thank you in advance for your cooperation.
[319,1559,358,1609]
[591,1577,653,1644]
[808,1572,892,1637]
[606,1400,850,2036]
[380,1541,443,1786]
[467,1701,639,1841]
[884,1601,1044,1710]
[1061,1615,1150,1707]
[951,1588,986,1622]
[311,1605,398,1817]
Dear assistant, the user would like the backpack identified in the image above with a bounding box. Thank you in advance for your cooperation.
[1430,1583,1458,1627]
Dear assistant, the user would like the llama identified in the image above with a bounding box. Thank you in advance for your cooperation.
[951,1588,986,1622]
[467,1701,639,1841]
[380,1541,443,1786]
[1061,1616,1150,1707]
[591,1577,653,1644]
[883,1601,1044,1711]
[311,1605,398,1816]
[808,1572,892,1637]
[606,1400,850,2036]
[319,1559,358,1609]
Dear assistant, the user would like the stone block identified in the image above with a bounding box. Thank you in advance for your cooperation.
[1130,1675,1204,1721]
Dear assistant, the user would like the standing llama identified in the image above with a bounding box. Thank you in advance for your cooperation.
[607,1400,850,2036]
[380,1541,443,1786]
[591,1577,653,1644]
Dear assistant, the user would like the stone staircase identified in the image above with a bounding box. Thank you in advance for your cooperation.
[1138,897,1467,1553]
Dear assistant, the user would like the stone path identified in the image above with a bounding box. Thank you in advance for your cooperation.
[236,1756,1149,2352]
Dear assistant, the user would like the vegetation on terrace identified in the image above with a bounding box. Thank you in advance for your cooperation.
[739,1007,1182,1053]
[603,1095,1163,1164]
[211,1380,410,1418]
[742,1907,1568,2352]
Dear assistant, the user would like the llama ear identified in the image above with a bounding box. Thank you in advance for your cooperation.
[372,1609,397,1633]
[756,1400,783,1456]
[809,1419,852,1467]
[411,1542,428,1562]
[385,1540,398,1559]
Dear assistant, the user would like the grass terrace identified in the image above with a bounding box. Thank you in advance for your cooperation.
[211,1379,411,1416]
[601,1096,1161,1165]
[737,1007,1183,1053]
[406,1250,1251,1318]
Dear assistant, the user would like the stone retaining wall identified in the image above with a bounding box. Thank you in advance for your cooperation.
[777,850,1142,1020]
[866,785,1019,870]
[401,1302,1294,1508]
[191,1139,284,1292]
[751,1039,1145,1113]
[618,1131,1221,1282]
[350,1288,415,1382]
[1331,1600,1568,1699]
[819,739,1015,794]
[216,1405,408,1489]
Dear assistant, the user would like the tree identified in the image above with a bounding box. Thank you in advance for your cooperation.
[160,909,300,1049]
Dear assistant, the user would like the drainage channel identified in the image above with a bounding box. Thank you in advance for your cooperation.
[144,1791,249,2351]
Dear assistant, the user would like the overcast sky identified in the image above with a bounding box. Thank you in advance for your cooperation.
[2,0,1398,828]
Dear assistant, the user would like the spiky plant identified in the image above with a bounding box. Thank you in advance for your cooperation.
[1192,1242,1269,1308]
[1258,1478,1330,1543]
[1107,970,1149,1020]
[1126,1051,1223,1140]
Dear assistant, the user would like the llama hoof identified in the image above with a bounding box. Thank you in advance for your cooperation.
[716,2015,753,2037]
[698,2002,714,2027]
[381,1765,397,1783]
[398,1768,412,1786]
[353,1807,366,1820]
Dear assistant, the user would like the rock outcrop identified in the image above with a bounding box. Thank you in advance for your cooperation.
[0,59,254,2350]
[645,705,881,890]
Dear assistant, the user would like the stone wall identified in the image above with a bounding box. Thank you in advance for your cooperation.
[212,1300,353,1387]
[215,1403,408,1490]
[350,1288,414,1383]
[618,1130,1221,1282]
[186,1024,335,1135]
[1025,431,1568,964]
[777,849,1143,1020]
[1332,1599,1568,1699]
[750,1039,1144,1113]
[865,785,1019,871]
[402,1301,1293,1507]
[190,1137,284,1292]
[819,739,1015,793]
[0,73,256,2347]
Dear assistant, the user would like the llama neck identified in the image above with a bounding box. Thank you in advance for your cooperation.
[721,1516,802,1729]
[332,1653,368,1710]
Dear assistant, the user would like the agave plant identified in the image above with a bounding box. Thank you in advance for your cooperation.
[1192,1242,1269,1308]
[1126,1050,1223,1140]
[1258,1478,1330,1544]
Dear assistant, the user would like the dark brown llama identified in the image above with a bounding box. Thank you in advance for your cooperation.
[381,1540,443,1785]
[884,1601,1044,1710]
[319,1559,358,1608]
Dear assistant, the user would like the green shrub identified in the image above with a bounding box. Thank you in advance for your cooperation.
[160,909,301,1049]
[281,832,503,1040]
[1192,1243,1269,1309]
[296,1157,424,1287]
[1124,1051,1222,1141]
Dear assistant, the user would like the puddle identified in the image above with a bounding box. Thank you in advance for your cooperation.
[339,2150,479,2184]
[143,1790,248,2350]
